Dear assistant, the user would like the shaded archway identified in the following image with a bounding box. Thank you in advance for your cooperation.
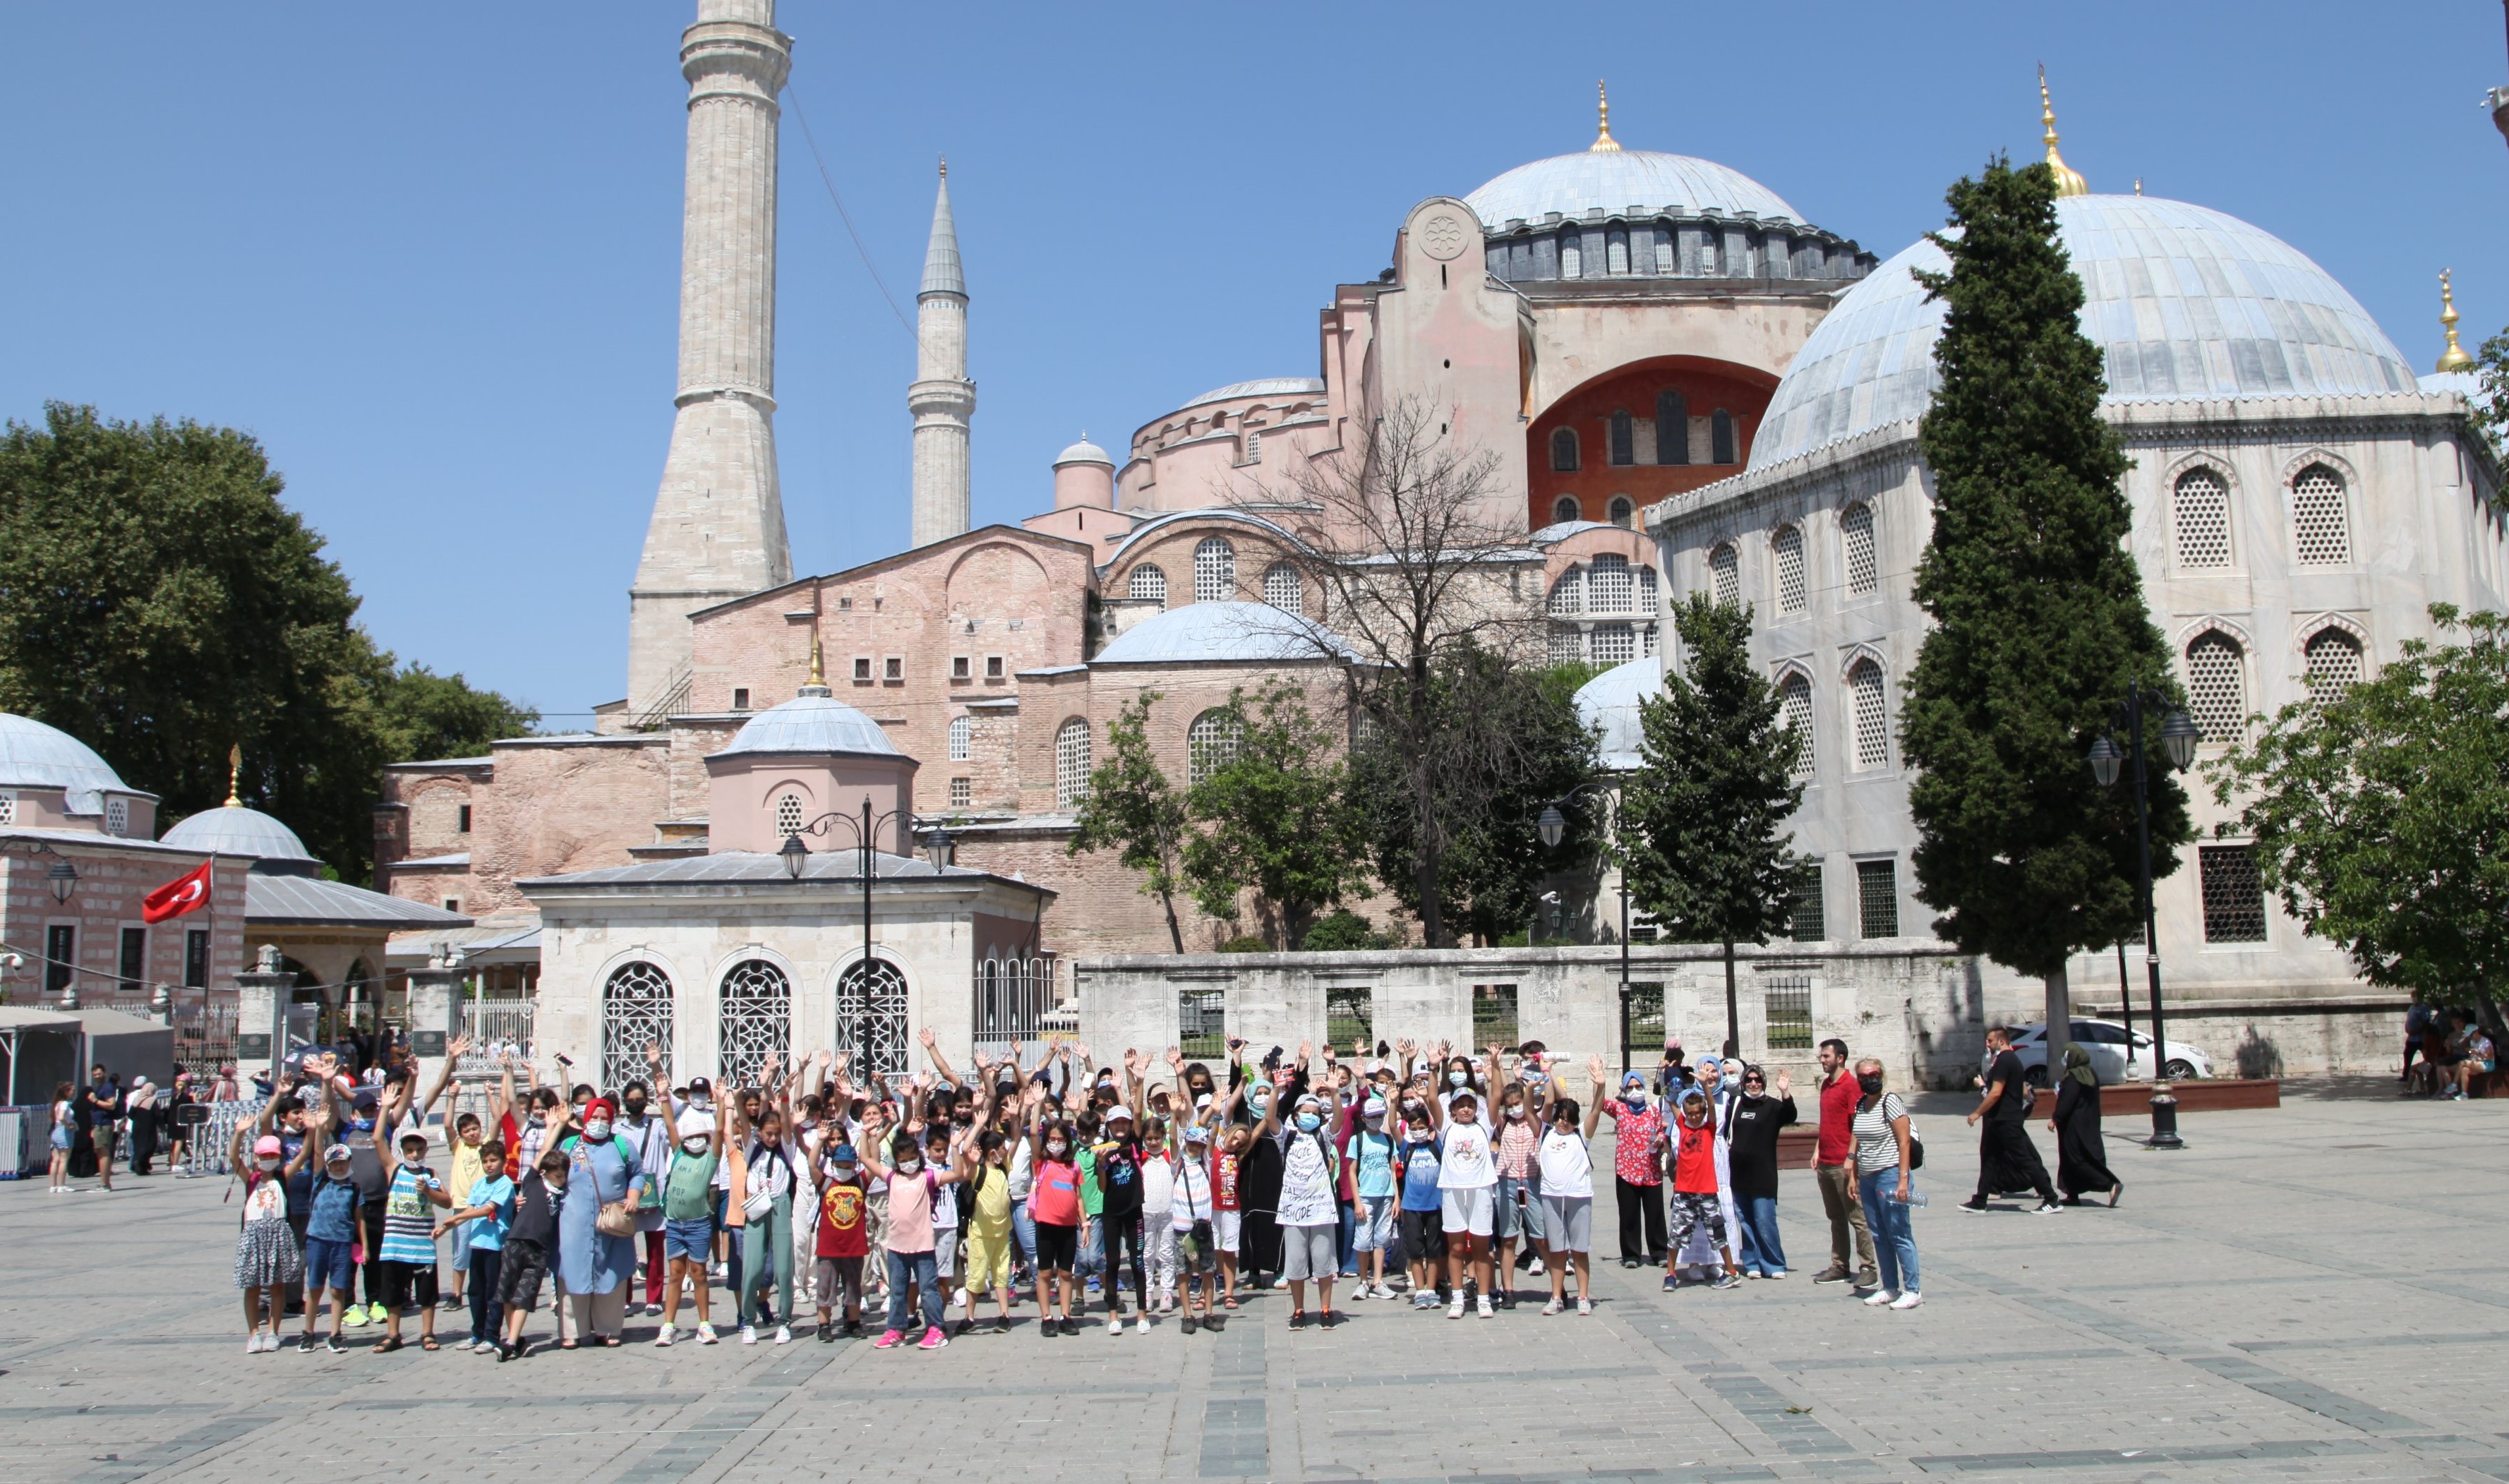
[1527,356,1777,530]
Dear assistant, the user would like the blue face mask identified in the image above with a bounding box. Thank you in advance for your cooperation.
[351,1117,375,1134]
[1296,1112,1321,1133]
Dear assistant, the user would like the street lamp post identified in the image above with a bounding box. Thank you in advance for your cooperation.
[1539,785,1635,1074]
[783,796,918,1013]
[2085,684,2200,1150]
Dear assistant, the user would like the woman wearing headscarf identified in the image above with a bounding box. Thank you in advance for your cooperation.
[549,1096,646,1347]
[2050,1044,2122,1207]
[1229,1045,1292,1287]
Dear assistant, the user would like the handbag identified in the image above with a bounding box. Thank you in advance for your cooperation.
[594,1147,637,1236]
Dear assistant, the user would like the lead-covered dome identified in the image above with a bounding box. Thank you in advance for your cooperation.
[1467,149,1802,230]
[1091,601,1353,665]
[714,688,900,759]
[1573,656,1662,772]
[1752,194,2418,469]
[0,713,128,794]
[161,805,322,872]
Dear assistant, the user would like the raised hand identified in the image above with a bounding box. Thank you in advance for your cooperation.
[645,1041,663,1068]
[1296,1039,1315,1065]
[918,1027,939,1050]
[1165,1046,1184,1073]
[764,1050,783,1078]
[1122,1048,1143,1077]
[1587,1054,1608,1086]
[1775,1068,1793,1097]
[447,1034,472,1061]
[1395,1037,1416,1059]
[831,1051,850,1077]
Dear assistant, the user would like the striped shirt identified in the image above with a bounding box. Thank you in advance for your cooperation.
[1851,1092,1910,1176]
[380,1164,440,1263]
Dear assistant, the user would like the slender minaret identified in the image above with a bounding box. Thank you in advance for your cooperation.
[908,160,975,546]
[627,0,795,719]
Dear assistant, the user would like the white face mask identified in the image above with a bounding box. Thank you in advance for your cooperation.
[257,1157,282,1171]
[684,1140,710,1157]
[584,1119,611,1140]
[896,1157,923,1176]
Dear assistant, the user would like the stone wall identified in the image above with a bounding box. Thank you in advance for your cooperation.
[461,737,673,915]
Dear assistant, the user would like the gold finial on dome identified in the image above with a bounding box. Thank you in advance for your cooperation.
[2438,269,2476,373]
[806,633,825,689]
[2038,65,2088,198]
[224,744,242,808]
[1590,80,1621,154]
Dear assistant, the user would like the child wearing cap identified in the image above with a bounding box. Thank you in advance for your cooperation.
[375,1123,453,1351]
[233,1127,311,1353]
[656,1092,723,1346]
[296,1121,362,1353]
[1170,1115,1222,1333]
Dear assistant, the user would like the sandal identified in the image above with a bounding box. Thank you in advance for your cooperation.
[560,1339,580,1351]
[601,1335,623,1348]
[372,1336,402,1353]
[420,1336,440,1351]
[1222,1296,1239,1310]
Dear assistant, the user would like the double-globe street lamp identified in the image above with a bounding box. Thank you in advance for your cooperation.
[1538,783,1645,1074]
[779,797,933,1001]
[2083,685,2201,1150]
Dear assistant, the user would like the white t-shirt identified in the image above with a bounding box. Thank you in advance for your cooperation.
[1436,1120,1496,1190]
[1536,1127,1594,1198]
[1007,1133,1035,1200]
[1171,1157,1213,1231]
[1276,1130,1337,1227]
[1140,1152,1176,1214]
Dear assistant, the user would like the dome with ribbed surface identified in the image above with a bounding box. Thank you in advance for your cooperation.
[0,713,127,793]
[714,689,900,759]
[1467,150,1802,229]
[1752,194,2417,469]
[161,805,320,867]
[1054,437,1112,467]
[1180,378,1325,411]
[1092,602,1352,665]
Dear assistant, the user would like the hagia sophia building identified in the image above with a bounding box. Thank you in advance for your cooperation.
[345,0,2496,1084]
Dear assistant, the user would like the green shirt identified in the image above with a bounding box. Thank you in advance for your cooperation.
[1078,1145,1102,1216]
[663,1147,720,1221]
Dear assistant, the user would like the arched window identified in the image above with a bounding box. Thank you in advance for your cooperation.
[1192,537,1236,603]
[1589,624,1635,665]
[1699,233,1721,276]
[947,715,973,762]
[2303,627,2363,699]
[2292,465,2352,565]
[1710,408,1738,465]
[1708,543,1740,607]
[718,959,791,1090]
[1188,708,1244,785]
[1608,410,1634,466]
[1605,228,1629,275]
[1847,659,1890,770]
[1655,390,1690,465]
[1129,563,1167,608]
[1778,672,1814,777]
[1552,495,1581,525]
[1262,562,1300,611]
[1243,430,1262,464]
[1589,553,1633,612]
[1551,428,1580,472]
[1607,495,1635,529]
[1054,717,1092,808]
[774,792,805,838]
[1548,567,1583,617]
[2173,469,2232,568]
[1560,231,1582,278]
[2184,632,2247,742]
[1841,502,1877,596]
[1772,524,1806,614]
[834,957,910,1078]
[601,961,673,1094]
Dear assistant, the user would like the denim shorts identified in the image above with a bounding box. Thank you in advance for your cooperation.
[664,1217,714,1261]
[1494,1175,1539,1238]
[302,1235,355,1293]
[1353,1195,1398,1251]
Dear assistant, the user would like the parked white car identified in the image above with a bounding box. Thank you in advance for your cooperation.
[1986,1020,2213,1088]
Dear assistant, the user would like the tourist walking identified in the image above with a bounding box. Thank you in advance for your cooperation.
[2050,1045,2122,1206]
[1851,1058,1922,1309]
[1962,1027,2059,1214]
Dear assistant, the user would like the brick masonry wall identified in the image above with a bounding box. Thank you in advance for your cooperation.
[460,740,673,915]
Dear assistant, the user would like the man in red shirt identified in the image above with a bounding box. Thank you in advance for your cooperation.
[1810,1038,1877,1288]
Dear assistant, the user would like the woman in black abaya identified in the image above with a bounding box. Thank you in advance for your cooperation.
[2050,1044,2122,1207]
[1229,1061,1289,1286]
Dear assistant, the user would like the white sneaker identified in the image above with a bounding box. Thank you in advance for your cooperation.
[1529,1256,1546,1276]
[1577,1297,1593,1316]
[1107,1315,1122,1334]
[696,1323,719,1344]
[1863,1288,1899,1307]
[644,1302,663,1317]
[1476,1295,1493,1317]
[243,1334,260,1354]
[1765,1269,1786,1281]
[1889,1290,1925,1310]
[654,1325,676,1347]
[1541,1298,1564,1315]
[740,1325,758,1345]
[1447,1297,1465,1320]
[774,1325,792,1345]
[1133,1315,1153,1333]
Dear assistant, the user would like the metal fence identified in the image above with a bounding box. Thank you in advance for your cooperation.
[971,957,1064,1061]
[459,994,537,1063]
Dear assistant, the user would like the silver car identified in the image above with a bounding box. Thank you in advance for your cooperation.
[1987,1020,2213,1089]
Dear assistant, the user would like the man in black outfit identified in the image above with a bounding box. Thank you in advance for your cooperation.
[1961,1027,2058,1214]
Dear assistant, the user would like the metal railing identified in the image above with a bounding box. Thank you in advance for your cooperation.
[972,956,1065,1061]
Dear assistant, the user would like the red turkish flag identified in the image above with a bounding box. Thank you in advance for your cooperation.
[143,861,214,924]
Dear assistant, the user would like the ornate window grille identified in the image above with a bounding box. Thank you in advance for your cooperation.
[1548,567,1583,617]
[1589,554,1632,613]
[1262,562,1299,611]
[1841,502,1877,596]
[2303,627,2363,699]
[1129,563,1167,608]
[1549,625,1585,665]
[1054,718,1092,808]
[1848,659,1889,769]
[774,793,804,837]
[949,776,971,808]
[1193,538,1237,603]
[1709,543,1740,607]
[835,957,910,1077]
[2198,845,2268,943]
[973,955,1059,1060]
[2173,470,2232,568]
[601,961,673,1092]
[1636,564,1658,611]
[1772,524,1806,614]
[2184,632,2246,742]
[1779,672,1814,776]
[1188,709,1244,785]
[1856,858,1899,938]
[2291,466,2351,565]
[717,959,790,1090]
[1589,624,1635,666]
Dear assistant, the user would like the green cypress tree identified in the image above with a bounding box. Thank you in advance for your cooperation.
[1901,158,2191,1050]
[1620,593,1806,1057]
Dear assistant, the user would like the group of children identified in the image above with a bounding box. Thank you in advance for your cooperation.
[228,1030,1735,1356]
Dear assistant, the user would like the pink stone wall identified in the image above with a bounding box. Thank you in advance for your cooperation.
[459,740,673,914]
[1,846,246,1004]
[706,752,917,855]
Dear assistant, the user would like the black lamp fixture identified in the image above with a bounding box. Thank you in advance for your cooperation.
[45,856,77,905]
[778,831,810,880]
[2083,683,2201,1150]
[1536,804,1568,851]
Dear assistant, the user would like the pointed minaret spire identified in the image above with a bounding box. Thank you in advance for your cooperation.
[1589,80,1621,153]
[2438,269,2476,373]
[2038,65,2089,197]
[910,157,975,547]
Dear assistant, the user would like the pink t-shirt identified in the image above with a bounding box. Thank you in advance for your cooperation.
[884,1169,936,1254]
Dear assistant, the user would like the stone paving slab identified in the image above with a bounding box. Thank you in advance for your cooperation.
[3,1085,2507,1483]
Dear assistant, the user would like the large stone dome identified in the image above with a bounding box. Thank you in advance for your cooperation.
[1091,601,1351,665]
[1466,149,1801,229]
[1751,194,2419,469]
[0,713,127,794]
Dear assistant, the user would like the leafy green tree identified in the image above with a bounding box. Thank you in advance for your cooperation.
[1619,593,1805,1056]
[373,664,538,766]
[2212,605,2509,1022]
[0,404,535,882]
[2469,326,2509,455]
[1299,909,1393,951]
[1068,690,1192,952]
[1899,160,2191,1051]
[1351,648,1600,945]
[1182,680,1371,947]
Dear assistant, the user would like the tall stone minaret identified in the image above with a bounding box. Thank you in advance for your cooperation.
[908,161,975,547]
[627,0,795,719]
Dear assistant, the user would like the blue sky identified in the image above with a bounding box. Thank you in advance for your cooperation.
[4,1,2502,722]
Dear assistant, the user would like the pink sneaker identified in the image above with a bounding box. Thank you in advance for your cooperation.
[917,1325,949,1350]
[872,1329,904,1349]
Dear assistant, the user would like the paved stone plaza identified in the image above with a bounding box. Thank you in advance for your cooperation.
[3,1085,2503,1483]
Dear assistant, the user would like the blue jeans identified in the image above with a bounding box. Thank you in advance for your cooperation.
[1736,1195,1786,1275]
[884,1248,941,1333]
[1078,1215,1105,1281]
[1011,1198,1035,1267]
[1336,1200,1359,1275]
[1857,1169,1919,1294]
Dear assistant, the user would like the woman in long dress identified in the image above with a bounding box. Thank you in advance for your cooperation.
[1232,1067,1287,1286]
[2050,1045,2122,1207]
[552,1099,644,1346]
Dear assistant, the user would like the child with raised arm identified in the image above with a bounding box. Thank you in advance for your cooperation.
[1025,1085,1083,1337]
[859,1099,967,1350]
[654,1070,723,1346]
